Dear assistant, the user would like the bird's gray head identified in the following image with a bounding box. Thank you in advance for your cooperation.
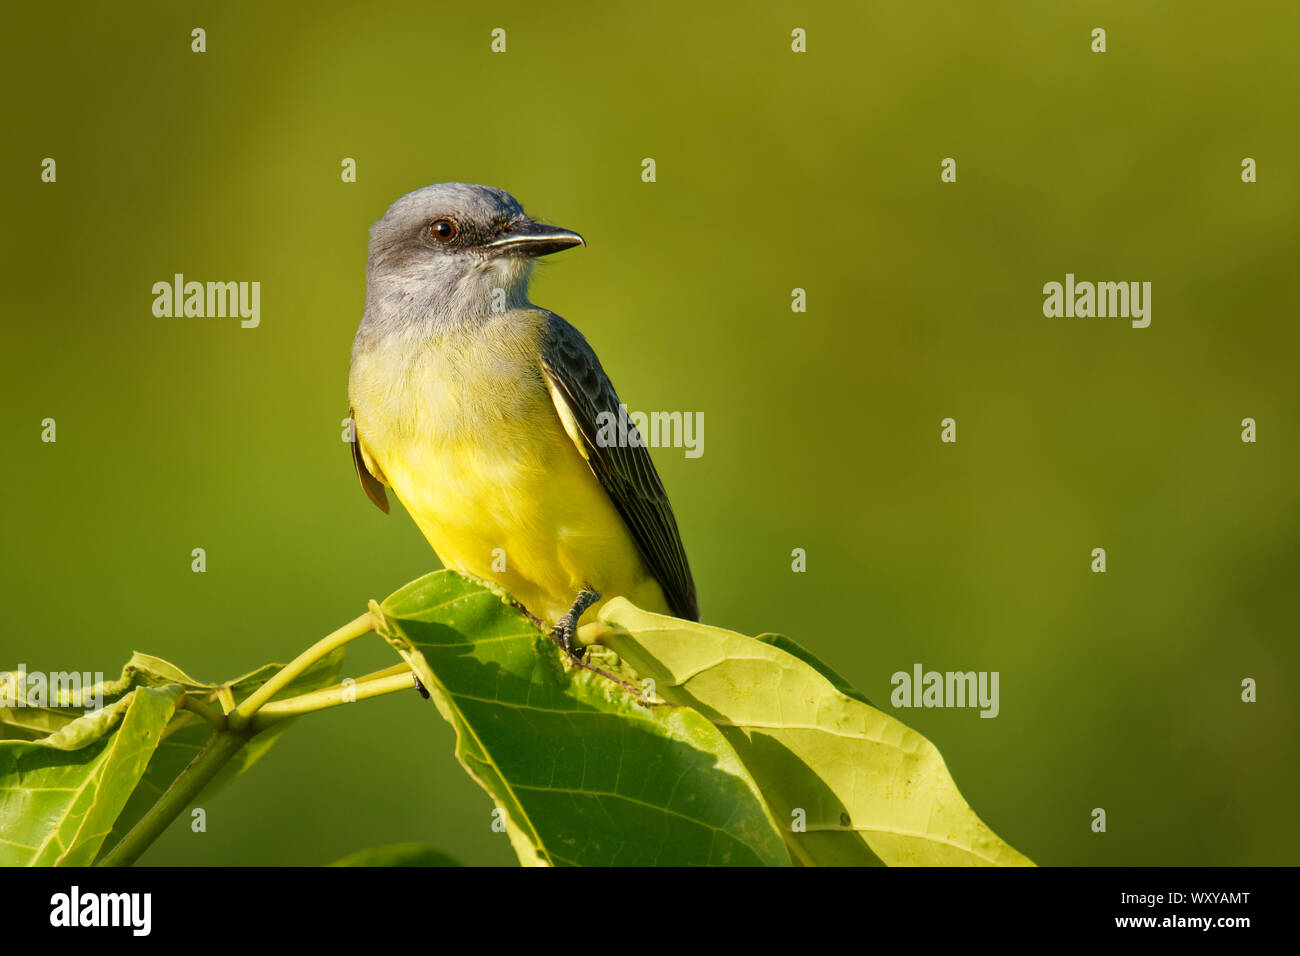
[362,183,583,335]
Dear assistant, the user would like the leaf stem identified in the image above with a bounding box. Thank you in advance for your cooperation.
[249,670,419,730]
[352,662,418,682]
[179,693,227,730]
[227,611,374,731]
[97,727,250,867]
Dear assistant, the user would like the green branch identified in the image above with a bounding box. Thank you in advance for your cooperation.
[97,612,419,867]
[98,727,251,867]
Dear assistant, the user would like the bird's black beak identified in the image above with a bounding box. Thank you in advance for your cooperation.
[485,219,585,258]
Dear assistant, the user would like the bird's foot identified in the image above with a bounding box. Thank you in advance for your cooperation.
[549,588,601,662]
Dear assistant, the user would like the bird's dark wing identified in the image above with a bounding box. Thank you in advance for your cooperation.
[350,411,390,514]
[539,313,699,621]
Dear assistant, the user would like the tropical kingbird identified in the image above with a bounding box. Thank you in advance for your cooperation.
[348,183,697,654]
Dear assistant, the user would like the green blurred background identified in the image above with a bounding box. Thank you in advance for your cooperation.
[3,0,1296,866]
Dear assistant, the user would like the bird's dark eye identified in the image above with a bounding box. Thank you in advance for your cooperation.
[429,218,458,242]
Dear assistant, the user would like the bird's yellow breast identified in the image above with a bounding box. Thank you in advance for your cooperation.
[348,314,667,624]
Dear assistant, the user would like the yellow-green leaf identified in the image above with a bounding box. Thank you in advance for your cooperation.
[597,601,1034,867]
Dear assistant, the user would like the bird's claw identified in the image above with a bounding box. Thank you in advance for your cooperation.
[550,588,601,663]
[550,619,585,662]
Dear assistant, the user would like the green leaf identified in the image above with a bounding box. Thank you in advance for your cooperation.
[374,570,790,867]
[328,843,461,867]
[0,704,81,742]
[3,696,136,751]
[0,685,181,866]
[96,648,346,861]
[596,602,1034,867]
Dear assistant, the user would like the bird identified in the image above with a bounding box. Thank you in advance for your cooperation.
[347,183,697,655]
